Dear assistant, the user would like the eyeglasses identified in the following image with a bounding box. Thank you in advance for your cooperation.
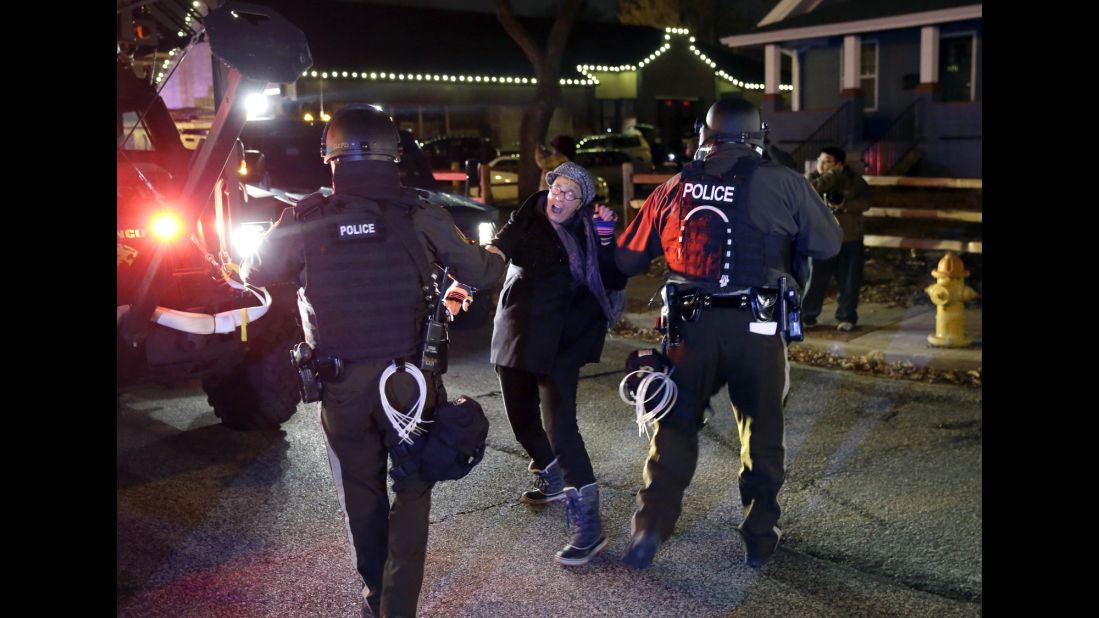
[550,185,579,202]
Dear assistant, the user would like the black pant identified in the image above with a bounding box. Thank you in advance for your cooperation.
[802,238,865,324]
[320,359,443,617]
[634,307,788,547]
[496,363,596,488]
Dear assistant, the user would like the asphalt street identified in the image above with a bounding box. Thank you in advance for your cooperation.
[117,323,982,617]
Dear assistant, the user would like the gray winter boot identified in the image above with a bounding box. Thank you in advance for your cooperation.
[521,458,567,505]
[554,483,608,566]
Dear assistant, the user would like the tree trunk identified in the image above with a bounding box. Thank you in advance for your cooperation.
[497,0,581,200]
[518,85,557,198]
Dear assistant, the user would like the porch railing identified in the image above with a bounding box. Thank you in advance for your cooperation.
[862,98,923,176]
[789,101,852,172]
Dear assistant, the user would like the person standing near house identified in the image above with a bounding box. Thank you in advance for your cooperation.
[614,98,842,570]
[802,146,871,331]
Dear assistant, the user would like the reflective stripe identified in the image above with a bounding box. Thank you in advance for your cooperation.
[682,204,731,223]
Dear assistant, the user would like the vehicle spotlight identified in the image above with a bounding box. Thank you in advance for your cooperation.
[244,92,269,119]
[150,211,183,242]
[232,223,268,258]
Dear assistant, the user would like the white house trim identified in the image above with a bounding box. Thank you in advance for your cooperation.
[721,5,982,48]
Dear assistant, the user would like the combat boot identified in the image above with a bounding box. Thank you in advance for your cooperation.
[520,458,566,505]
[555,483,608,566]
[739,525,782,569]
[621,512,663,569]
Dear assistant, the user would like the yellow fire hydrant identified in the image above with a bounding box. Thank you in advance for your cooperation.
[925,252,978,347]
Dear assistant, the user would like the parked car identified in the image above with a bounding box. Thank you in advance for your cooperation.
[571,149,650,201]
[420,135,498,171]
[477,154,611,206]
[576,132,653,171]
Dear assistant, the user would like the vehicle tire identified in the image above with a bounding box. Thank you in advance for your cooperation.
[202,293,302,430]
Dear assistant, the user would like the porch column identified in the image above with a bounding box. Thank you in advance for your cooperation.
[841,34,865,146]
[784,49,801,112]
[762,43,785,113]
[918,26,941,97]
[841,35,861,94]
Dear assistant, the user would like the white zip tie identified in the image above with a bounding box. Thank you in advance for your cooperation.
[619,367,678,439]
[379,361,431,445]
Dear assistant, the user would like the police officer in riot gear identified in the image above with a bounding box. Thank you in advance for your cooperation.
[614,97,842,570]
[241,104,505,617]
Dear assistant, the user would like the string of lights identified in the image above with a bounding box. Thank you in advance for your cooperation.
[157,25,793,92]
[577,27,792,91]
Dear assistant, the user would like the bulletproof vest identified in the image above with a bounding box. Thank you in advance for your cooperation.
[294,191,427,362]
[667,158,791,289]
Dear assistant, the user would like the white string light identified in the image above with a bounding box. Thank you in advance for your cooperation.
[295,26,788,91]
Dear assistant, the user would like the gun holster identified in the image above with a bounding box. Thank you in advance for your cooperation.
[291,342,344,403]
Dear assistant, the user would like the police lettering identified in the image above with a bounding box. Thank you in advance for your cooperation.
[117,228,146,239]
[683,182,736,203]
[339,222,377,238]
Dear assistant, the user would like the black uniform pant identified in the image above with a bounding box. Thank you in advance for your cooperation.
[320,359,444,618]
[634,306,788,547]
[496,363,596,488]
[803,238,865,324]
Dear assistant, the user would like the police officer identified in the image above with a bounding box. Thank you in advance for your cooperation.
[614,98,842,570]
[240,105,505,617]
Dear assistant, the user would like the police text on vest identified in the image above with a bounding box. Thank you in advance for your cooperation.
[683,182,736,203]
[338,222,378,239]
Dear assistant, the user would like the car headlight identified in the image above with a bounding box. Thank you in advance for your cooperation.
[232,223,268,259]
[477,221,496,245]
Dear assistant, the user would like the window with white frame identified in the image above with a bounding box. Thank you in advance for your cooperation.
[840,41,879,111]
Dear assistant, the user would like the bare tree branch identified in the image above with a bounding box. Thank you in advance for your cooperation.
[496,0,544,74]
[546,0,583,69]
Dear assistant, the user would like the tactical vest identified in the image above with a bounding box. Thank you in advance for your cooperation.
[295,191,427,362]
[666,158,791,289]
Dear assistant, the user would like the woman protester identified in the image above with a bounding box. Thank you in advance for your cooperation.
[485,161,626,566]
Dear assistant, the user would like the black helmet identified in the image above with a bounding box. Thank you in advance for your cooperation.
[699,98,768,151]
[320,104,400,164]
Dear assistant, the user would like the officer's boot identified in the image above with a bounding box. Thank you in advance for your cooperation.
[554,483,608,566]
[520,458,566,505]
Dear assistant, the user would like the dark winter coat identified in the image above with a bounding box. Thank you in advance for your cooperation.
[489,190,627,374]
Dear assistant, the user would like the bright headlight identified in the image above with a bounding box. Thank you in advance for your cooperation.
[232,223,267,258]
[150,211,183,242]
[477,222,495,245]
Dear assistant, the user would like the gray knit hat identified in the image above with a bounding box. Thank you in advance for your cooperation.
[545,161,596,205]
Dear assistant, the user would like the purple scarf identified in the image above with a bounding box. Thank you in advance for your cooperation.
[543,201,624,326]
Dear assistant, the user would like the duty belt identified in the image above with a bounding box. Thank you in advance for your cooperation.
[659,278,803,346]
[703,293,753,310]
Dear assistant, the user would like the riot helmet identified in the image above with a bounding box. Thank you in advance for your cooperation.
[320,104,400,164]
[698,98,768,153]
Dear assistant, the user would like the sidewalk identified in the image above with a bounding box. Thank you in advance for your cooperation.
[618,273,982,373]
